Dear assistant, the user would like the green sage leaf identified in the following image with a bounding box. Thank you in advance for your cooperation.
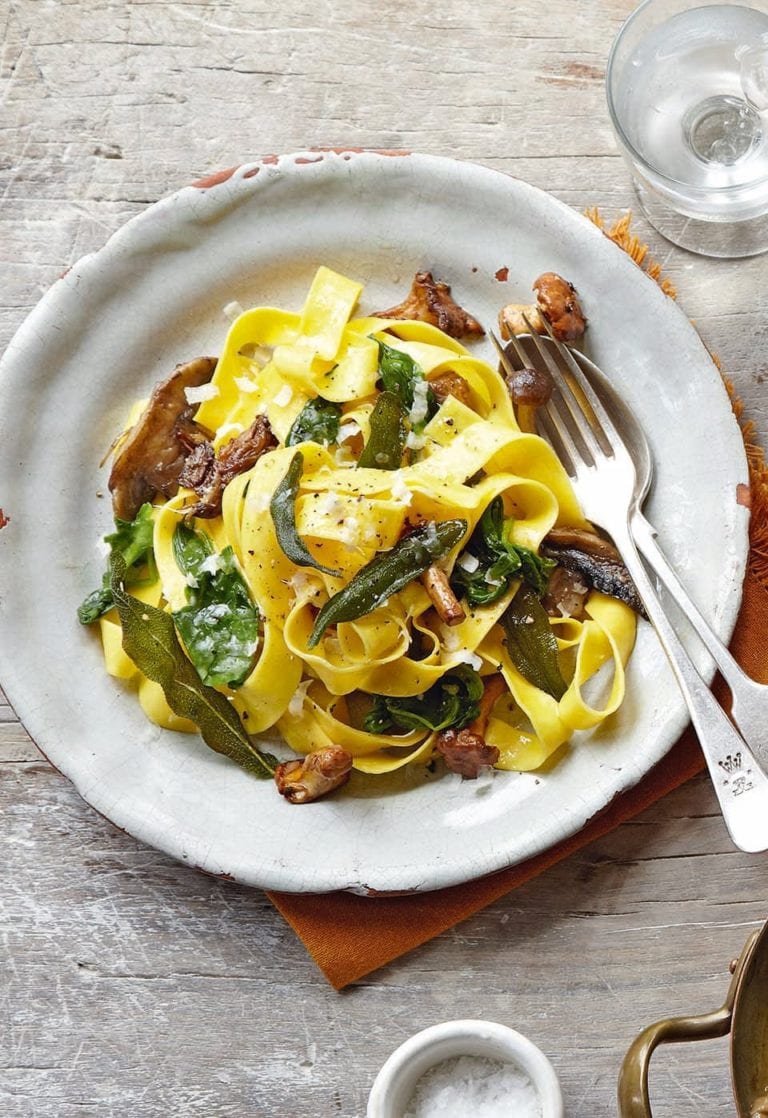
[270,451,340,577]
[501,583,566,700]
[110,554,276,777]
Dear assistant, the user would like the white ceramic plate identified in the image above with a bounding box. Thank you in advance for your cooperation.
[0,151,749,895]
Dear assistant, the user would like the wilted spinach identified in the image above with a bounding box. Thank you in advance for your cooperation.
[451,497,555,608]
[172,523,260,688]
[376,340,437,426]
[363,665,484,734]
[286,396,342,447]
[77,503,156,624]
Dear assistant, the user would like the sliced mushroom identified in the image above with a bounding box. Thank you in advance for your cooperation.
[428,370,473,408]
[374,271,484,339]
[541,565,590,620]
[542,528,646,617]
[499,272,586,343]
[421,565,466,626]
[180,415,277,519]
[274,745,353,804]
[108,356,217,521]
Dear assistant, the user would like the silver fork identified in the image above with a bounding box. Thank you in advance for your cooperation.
[492,325,768,853]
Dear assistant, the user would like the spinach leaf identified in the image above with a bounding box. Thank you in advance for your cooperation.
[78,503,156,624]
[377,340,437,427]
[286,396,342,447]
[451,497,555,607]
[105,503,156,569]
[110,554,276,777]
[172,523,260,689]
[363,665,483,734]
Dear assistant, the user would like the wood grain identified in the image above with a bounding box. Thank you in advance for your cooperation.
[3,1,768,1115]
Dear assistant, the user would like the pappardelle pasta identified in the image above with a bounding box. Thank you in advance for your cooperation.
[82,266,638,803]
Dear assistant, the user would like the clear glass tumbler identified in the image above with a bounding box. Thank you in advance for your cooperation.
[607,0,768,256]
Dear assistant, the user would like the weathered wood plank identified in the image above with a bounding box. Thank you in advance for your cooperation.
[3,0,767,1115]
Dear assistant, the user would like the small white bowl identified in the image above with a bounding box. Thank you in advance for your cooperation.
[367,1018,564,1117]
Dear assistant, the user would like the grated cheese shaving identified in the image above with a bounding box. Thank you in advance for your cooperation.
[222,300,245,321]
[234,375,260,394]
[454,648,483,671]
[389,474,412,506]
[408,377,430,428]
[273,384,293,407]
[338,421,361,444]
[184,383,220,405]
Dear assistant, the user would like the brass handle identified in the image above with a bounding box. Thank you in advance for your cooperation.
[617,1005,734,1118]
[617,932,760,1118]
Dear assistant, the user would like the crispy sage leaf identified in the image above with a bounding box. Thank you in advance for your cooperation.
[110,554,276,778]
[308,518,467,648]
[501,583,567,700]
[358,390,406,470]
[270,451,341,577]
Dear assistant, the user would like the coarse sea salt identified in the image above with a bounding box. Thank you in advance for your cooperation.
[404,1055,542,1118]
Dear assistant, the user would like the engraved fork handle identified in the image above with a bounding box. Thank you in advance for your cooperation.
[611,518,768,853]
[631,510,768,776]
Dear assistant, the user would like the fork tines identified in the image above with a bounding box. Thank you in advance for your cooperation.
[490,323,620,476]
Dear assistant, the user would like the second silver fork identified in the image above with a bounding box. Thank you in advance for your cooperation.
[494,326,768,854]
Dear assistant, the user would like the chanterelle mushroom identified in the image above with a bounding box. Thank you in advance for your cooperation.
[499,272,587,343]
[375,271,484,340]
[435,674,505,778]
[275,745,353,804]
[179,415,277,519]
[108,356,217,521]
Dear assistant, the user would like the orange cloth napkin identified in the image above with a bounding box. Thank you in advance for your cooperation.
[268,571,768,988]
[268,213,768,988]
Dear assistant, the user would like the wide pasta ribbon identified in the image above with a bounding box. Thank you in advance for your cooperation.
[101,266,638,784]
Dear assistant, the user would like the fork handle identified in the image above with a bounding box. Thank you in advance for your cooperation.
[612,520,768,853]
[631,511,768,775]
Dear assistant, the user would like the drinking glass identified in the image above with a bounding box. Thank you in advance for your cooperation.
[607,0,768,256]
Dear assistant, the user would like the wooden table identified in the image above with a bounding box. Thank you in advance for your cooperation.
[3,2,768,1115]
